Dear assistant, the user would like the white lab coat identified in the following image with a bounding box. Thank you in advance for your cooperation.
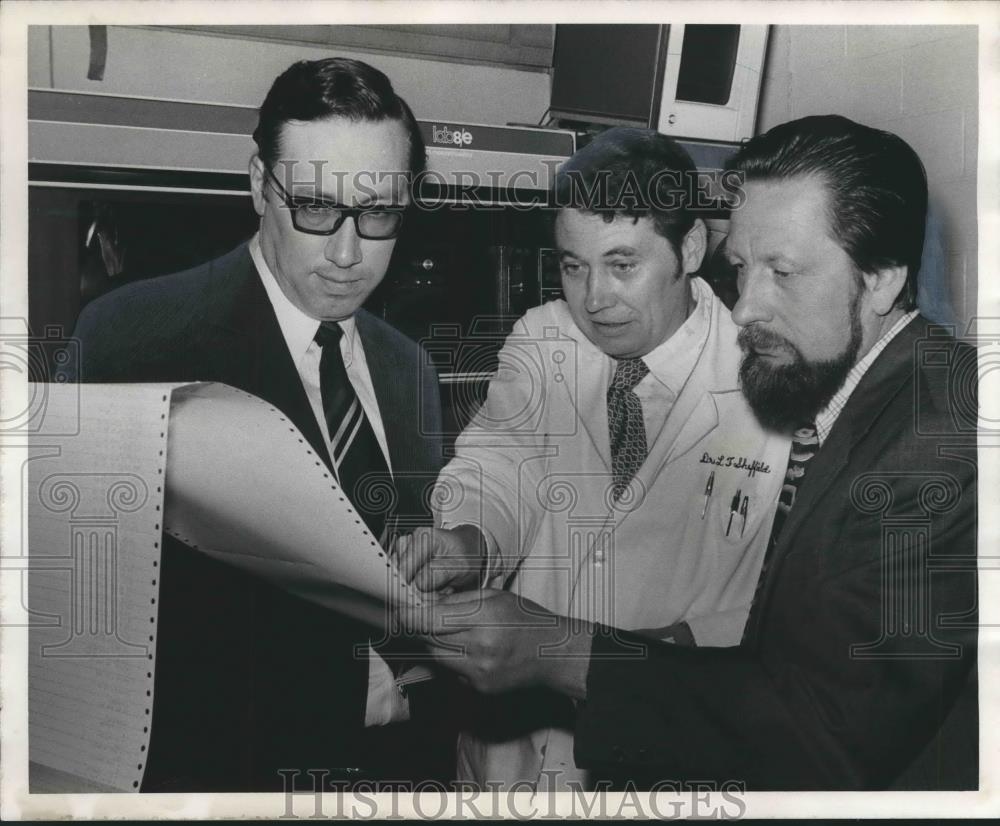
[437,277,790,791]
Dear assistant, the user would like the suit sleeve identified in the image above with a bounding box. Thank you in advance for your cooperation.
[573,448,977,790]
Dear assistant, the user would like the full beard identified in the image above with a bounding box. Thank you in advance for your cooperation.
[738,296,863,434]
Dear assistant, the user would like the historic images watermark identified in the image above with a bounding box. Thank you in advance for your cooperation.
[264,160,745,213]
[1,319,82,635]
[276,771,747,820]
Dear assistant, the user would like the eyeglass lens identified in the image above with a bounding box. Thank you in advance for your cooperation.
[294,205,402,238]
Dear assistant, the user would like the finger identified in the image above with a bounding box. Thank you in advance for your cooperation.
[436,588,500,606]
[404,586,489,614]
[394,528,424,574]
[392,592,432,633]
[392,533,412,576]
[421,606,481,637]
[388,531,406,556]
[422,570,478,595]
[394,598,468,637]
[396,531,434,584]
[412,559,446,592]
[439,568,484,594]
[413,557,470,593]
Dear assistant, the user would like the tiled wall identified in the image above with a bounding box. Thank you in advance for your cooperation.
[757,25,979,329]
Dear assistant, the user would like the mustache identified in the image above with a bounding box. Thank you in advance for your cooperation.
[737,325,798,356]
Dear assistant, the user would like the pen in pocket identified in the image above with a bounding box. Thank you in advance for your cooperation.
[701,471,715,519]
[725,489,742,537]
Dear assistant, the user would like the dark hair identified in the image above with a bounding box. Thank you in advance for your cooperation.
[252,57,426,176]
[729,115,927,311]
[553,127,699,256]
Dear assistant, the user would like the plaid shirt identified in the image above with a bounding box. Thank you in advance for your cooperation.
[814,310,919,446]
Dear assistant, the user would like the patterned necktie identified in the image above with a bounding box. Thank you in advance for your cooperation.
[607,357,650,501]
[769,422,820,545]
[314,322,394,543]
[742,422,819,642]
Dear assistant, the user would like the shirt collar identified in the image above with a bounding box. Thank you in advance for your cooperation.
[639,276,713,397]
[249,233,358,366]
[814,309,919,444]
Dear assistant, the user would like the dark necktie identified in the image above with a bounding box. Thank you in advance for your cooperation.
[314,322,394,544]
[742,422,819,642]
[607,357,650,501]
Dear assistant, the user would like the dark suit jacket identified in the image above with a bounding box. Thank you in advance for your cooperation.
[70,242,453,791]
[573,317,978,790]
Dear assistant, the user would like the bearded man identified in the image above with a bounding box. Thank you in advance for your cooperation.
[406,115,978,791]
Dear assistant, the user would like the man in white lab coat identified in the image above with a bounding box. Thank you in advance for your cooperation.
[396,128,790,791]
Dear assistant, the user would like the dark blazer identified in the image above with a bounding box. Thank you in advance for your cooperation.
[70,242,452,791]
[573,317,978,790]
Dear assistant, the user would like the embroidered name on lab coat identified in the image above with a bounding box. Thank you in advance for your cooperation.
[699,452,772,477]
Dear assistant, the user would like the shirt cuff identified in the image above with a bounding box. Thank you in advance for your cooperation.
[478,527,504,587]
[363,646,410,727]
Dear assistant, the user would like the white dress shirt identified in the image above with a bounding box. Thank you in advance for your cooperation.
[631,278,709,442]
[250,234,409,727]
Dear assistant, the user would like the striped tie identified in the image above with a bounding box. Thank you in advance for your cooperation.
[314,322,394,543]
[742,422,819,643]
[607,357,650,501]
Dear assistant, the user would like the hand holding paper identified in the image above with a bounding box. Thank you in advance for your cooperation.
[393,524,488,593]
[164,381,425,627]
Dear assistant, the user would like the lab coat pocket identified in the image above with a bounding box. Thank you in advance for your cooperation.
[706,480,751,548]
[705,475,776,553]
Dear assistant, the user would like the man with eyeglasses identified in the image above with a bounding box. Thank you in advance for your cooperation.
[70,57,460,791]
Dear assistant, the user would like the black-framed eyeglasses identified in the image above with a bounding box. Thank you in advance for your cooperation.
[264,168,405,240]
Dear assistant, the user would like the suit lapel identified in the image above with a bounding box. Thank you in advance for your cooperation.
[648,382,723,472]
[354,310,414,478]
[777,318,922,552]
[558,342,613,471]
[207,245,331,472]
[752,317,925,618]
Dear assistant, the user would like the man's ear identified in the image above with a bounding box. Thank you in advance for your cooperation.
[862,265,908,315]
[680,218,708,276]
[249,155,267,218]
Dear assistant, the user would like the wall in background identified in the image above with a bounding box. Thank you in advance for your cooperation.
[757,25,979,328]
[28,24,980,327]
[158,25,555,70]
[27,25,552,126]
